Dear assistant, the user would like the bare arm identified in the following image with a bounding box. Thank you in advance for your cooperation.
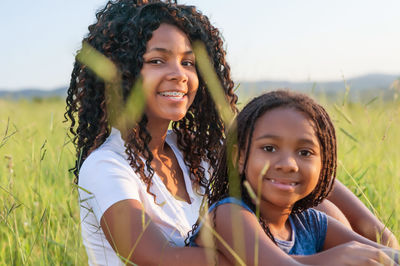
[314,199,352,229]
[293,217,399,265]
[323,216,399,264]
[201,203,398,266]
[294,241,399,266]
[101,199,229,266]
[323,216,398,251]
[326,180,399,248]
[200,203,305,266]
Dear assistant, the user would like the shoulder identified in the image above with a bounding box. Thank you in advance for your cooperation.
[291,209,328,253]
[78,144,142,201]
[78,148,144,224]
[287,209,328,254]
[211,198,258,233]
[209,198,256,230]
[82,148,126,167]
[210,197,254,214]
[291,209,328,241]
[293,208,328,227]
[79,149,133,184]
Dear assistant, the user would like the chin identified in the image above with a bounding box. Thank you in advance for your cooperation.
[171,115,186,122]
[266,195,299,209]
[168,111,188,122]
[149,110,187,123]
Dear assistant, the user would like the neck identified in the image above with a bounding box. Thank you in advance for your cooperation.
[145,116,171,155]
[259,201,293,241]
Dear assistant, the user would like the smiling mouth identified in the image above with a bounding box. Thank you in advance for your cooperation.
[158,91,186,97]
[266,178,298,187]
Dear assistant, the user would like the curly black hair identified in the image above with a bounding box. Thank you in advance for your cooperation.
[65,0,238,199]
[191,89,337,244]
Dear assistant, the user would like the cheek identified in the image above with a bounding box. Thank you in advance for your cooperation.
[140,69,159,94]
[187,75,199,105]
[308,160,322,187]
[244,155,264,190]
[189,71,199,90]
[245,171,259,195]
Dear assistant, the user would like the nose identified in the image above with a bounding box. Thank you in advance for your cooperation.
[166,61,188,83]
[274,152,299,173]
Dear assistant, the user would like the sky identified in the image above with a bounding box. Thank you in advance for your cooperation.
[1,0,399,90]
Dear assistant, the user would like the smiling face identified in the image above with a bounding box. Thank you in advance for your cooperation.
[140,23,199,123]
[240,107,322,210]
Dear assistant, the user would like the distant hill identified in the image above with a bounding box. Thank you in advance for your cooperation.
[0,87,67,100]
[1,73,399,101]
[238,73,400,101]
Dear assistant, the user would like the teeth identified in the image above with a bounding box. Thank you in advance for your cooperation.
[159,91,185,97]
[268,179,297,186]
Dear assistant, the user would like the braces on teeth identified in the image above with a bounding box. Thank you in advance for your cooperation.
[159,92,185,96]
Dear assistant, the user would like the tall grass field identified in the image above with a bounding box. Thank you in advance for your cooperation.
[0,90,399,264]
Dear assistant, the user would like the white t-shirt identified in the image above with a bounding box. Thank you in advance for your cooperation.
[78,128,208,266]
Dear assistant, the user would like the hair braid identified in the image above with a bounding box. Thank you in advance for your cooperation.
[189,90,337,244]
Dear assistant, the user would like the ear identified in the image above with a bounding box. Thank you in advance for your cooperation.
[235,145,245,174]
[228,144,245,174]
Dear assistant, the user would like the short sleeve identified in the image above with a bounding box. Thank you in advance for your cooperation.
[78,150,142,224]
[307,209,328,252]
[208,197,254,214]
[188,197,254,246]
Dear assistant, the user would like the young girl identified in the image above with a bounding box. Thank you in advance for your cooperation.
[189,90,399,265]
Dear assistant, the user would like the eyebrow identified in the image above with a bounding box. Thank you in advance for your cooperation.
[146,47,194,55]
[255,134,319,146]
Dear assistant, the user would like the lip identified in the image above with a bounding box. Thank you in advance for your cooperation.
[265,178,299,191]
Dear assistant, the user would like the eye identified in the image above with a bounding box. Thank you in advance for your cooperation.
[298,150,312,157]
[262,145,276,152]
[182,60,195,67]
[147,59,163,65]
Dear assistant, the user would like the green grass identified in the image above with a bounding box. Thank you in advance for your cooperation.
[0,92,399,264]
[0,98,86,265]
[330,97,400,233]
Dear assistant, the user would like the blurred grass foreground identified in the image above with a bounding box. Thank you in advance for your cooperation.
[0,43,399,264]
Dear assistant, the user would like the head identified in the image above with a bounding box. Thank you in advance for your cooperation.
[140,23,199,123]
[207,90,336,214]
[65,0,237,192]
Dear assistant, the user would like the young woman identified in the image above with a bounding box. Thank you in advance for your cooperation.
[66,0,397,265]
[66,1,237,265]
[189,90,399,265]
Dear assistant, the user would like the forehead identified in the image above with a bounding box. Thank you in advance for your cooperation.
[146,23,192,50]
[253,107,319,143]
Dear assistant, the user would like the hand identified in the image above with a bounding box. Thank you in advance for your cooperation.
[381,228,400,249]
[295,241,399,266]
[381,247,400,265]
[322,241,399,266]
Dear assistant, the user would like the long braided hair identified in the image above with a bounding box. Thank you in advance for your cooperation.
[191,90,337,243]
[65,0,237,199]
